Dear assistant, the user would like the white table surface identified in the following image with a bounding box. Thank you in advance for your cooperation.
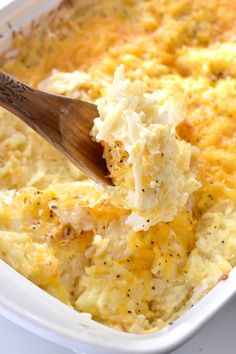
[0,296,235,354]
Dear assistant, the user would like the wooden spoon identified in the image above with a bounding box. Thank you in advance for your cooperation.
[0,71,111,185]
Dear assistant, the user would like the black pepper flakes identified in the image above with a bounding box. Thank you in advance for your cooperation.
[51,204,57,210]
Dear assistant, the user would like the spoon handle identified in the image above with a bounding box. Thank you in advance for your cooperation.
[0,71,110,184]
[0,71,34,104]
[0,70,63,139]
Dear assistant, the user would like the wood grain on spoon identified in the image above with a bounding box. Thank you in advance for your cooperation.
[0,71,111,185]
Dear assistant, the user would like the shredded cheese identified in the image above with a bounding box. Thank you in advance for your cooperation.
[92,66,200,230]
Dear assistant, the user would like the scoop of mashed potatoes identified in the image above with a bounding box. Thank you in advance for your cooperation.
[92,66,200,230]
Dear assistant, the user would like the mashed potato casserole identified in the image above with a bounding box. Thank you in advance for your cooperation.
[0,0,236,333]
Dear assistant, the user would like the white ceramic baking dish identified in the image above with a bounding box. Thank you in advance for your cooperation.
[0,1,236,353]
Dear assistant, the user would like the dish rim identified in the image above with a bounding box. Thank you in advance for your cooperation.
[1,260,236,354]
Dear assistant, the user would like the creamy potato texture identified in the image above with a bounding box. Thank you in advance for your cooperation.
[0,0,236,333]
[92,66,200,230]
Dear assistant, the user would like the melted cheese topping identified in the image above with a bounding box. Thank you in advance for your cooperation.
[0,0,236,334]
